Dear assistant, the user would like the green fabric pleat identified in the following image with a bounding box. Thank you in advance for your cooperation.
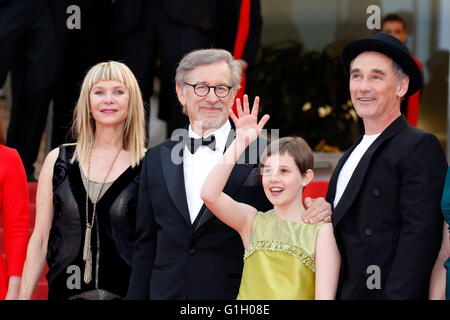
[238,209,324,300]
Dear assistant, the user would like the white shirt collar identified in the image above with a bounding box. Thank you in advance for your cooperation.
[187,120,231,153]
[183,120,232,223]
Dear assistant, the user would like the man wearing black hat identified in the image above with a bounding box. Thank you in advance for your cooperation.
[326,33,447,299]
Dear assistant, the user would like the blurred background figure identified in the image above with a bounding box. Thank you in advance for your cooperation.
[0,104,30,300]
[0,0,62,181]
[111,0,212,137]
[110,0,263,139]
[1,0,264,178]
[381,13,423,127]
[50,0,114,150]
[209,0,263,115]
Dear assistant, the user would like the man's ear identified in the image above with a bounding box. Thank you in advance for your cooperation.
[397,76,409,99]
[302,169,314,188]
[176,83,186,107]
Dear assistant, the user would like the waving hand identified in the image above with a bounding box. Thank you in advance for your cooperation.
[229,95,270,146]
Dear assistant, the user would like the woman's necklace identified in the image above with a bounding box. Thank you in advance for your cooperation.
[83,144,123,284]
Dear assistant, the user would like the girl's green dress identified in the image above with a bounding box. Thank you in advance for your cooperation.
[237,209,324,300]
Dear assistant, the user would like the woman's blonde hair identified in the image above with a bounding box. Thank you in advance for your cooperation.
[71,61,146,167]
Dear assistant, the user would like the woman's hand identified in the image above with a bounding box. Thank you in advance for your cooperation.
[230,94,270,147]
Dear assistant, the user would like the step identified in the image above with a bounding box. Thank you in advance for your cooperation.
[303,180,329,199]
[28,182,37,204]
[32,281,48,300]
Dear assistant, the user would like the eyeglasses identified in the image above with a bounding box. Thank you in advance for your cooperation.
[185,82,232,98]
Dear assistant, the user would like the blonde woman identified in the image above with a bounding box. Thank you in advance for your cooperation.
[19,61,146,300]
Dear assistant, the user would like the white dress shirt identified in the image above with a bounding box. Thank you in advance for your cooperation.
[183,120,232,223]
[333,133,381,208]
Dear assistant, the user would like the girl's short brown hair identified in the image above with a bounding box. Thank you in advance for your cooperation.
[259,136,314,178]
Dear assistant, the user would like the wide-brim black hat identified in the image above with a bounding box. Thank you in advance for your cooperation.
[341,33,422,97]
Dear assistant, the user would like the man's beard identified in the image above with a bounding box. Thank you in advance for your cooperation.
[198,102,228,130]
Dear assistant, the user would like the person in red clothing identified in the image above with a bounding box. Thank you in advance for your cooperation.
[0,118,30,300]
[381,13,423,127]
[210,0,263,115]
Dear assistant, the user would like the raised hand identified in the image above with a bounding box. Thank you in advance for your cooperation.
[229,94,270,145]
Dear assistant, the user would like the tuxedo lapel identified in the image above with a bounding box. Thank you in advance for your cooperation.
[223,126,236,152]
[332,116,409,226]
[161,141,191,226]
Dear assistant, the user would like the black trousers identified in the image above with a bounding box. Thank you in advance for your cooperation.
[114,0,210,136]
[0,0,60,175]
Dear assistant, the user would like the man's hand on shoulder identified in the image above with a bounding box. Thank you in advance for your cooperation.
[302,197,332,224]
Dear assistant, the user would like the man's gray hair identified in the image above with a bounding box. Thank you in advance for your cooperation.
[392,61,408,83]
[175,49,242,89]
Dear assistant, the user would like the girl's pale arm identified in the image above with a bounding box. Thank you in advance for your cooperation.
[201,95,269,245]
[201,137,257,244]
[315,222,341,300]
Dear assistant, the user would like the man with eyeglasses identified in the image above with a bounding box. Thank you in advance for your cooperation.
[127,49,332,300]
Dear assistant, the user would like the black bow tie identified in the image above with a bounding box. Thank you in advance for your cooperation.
[186,135,216,154]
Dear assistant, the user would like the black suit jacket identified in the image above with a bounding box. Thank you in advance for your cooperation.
[127,129,271,299]
[327,116,447,299]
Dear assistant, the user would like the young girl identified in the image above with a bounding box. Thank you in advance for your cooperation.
[201,95,341,300]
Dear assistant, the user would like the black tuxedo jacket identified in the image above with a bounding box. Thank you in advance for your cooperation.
[327,116,447,299]
[127,129,271,299]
